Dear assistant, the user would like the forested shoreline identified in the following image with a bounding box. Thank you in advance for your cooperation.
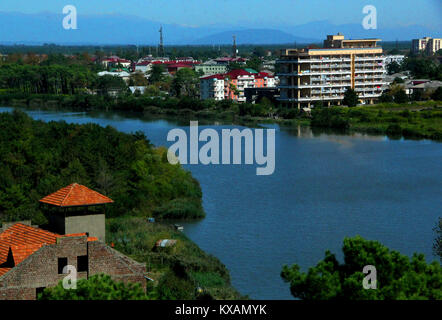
[0,110,205,224]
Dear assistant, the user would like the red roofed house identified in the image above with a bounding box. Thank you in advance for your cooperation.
[200,69,277,102]
[0,184,146,300]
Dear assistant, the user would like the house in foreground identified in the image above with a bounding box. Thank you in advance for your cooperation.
[0,184,146,300]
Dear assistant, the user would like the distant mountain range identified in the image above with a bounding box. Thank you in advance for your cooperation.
[0,12,440,45]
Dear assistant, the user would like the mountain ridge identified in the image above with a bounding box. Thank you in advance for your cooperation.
[0,12,439,45]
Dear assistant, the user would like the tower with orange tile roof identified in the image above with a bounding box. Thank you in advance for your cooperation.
[39,183,113,243]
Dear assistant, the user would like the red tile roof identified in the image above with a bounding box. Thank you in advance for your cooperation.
[167,63,193,68]
[201,73,225,80]
[226,69,255,79]
[201,69,274,81]
[39,183,114,207]
[0,268,11,277]
[0,223,95,278]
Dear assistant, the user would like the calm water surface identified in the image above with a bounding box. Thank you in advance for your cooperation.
[1,107,441,299]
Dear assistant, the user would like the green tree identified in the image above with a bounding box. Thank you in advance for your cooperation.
[156,271,196,300]
[227,62,243,72]
[343,88,358,107]
[129,72,148,86]
[387,61,402,75]
[38,274,148,300]
[411,89,424,102]
[379,92,394,103]
[246,56,262,71]
[393,77,405,84]
[281,236,442,300]
[94,75,127,95]
[170,68,199,98]
[394,89,409,103]
[431,87,442,101]
[148,64,166,83]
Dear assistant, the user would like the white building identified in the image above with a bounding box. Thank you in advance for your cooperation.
[384,55,405,66]
[412,37,442,55]
[134,61,152,73]
[200,75,225,101]
[97,71,131,83]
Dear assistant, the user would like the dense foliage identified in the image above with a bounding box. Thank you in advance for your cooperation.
[343,88,358,107]
[310,104,442,140]
[281,236,442,300]
[107,217,242,300]
[0,64,98,94]
[387,56,442,80]
[0,110,204,224]
[38,274,148,300]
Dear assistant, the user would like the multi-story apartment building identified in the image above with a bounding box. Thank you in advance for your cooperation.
[412,37,442,55]
[200,69,276,102]
[200,74,226,101]
[277,34,386,109]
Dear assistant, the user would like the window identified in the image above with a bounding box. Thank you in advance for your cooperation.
[77,255,88,272]
[58,257,68,274]
[36,287,46,299]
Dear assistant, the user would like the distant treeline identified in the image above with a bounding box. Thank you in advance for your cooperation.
[0,64,98,94]
[0,41,412,58]
[0,110,205,224]
[310,103,442,141]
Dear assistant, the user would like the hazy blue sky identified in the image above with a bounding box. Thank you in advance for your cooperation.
[0,0,441,29]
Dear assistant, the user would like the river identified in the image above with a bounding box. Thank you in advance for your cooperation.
[1,106,441,299]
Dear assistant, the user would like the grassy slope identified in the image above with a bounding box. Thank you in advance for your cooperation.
[107,217,243,300]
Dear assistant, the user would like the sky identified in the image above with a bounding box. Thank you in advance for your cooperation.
[0,0,441,29]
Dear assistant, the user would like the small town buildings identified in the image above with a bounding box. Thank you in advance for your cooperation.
[100,56,132,69]
[200,74,225,101]
[412,37,442,55]
[403,79,442,96]
[244,87,280,104]
[277,33,386,109]
[200,69,276,102]
[134,61,152,73]
[135,59,200,76]
[0,184,146,300]
[195,60,228,76]
[384,55,405,66]
[213,57,247,65]
[97,70,131,83]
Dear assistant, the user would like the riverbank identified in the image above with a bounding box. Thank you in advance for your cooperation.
[107,217,243,300]
[0,109,243,299]
[2,106,441,299]
[310,102,442,141]
[1,92,441,141]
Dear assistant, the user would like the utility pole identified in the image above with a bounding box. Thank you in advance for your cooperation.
[159,26,165,57]
[232,35,237,58]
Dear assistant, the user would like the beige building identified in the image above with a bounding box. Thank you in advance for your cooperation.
[277,34,386,109]
[412,37,442,55]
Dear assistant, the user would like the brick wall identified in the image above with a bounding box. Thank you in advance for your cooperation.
[0,236,146,300]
